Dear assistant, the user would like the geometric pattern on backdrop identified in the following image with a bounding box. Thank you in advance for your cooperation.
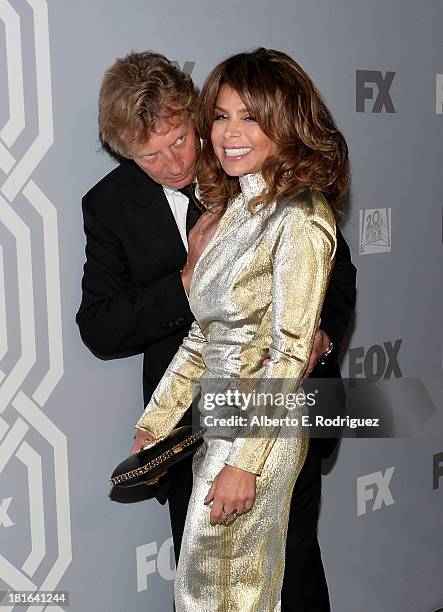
[0,0,70,606]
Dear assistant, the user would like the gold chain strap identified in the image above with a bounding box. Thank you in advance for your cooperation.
[109,431,204,486]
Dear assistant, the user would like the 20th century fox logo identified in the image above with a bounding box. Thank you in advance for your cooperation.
[359,208,391,254]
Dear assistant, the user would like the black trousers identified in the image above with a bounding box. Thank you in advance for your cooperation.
[281,446,330,612]
[167,444,330,612]
[167,452,194,565]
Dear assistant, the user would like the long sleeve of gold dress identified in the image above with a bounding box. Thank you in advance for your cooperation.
[135,172,336,611]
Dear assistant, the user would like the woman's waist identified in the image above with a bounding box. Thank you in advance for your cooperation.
[201,342,269,377]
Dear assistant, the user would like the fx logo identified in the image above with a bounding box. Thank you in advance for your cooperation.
[356,70,396,113]
[359,207,391,254]
[136,537,175,592]
[171,60,195,76]
[433,452,443,490]
[349,339,403,382]
[436,74,443,114]
[357,467,395,516]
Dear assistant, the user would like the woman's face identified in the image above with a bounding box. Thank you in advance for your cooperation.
[211,84,279,176]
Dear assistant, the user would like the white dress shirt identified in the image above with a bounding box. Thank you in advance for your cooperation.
[162,186,189,251]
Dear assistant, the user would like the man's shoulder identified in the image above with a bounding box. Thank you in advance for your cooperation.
[84,161,140,203]
[82,161,160,213]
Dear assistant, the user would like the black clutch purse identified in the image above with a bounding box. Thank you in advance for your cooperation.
[109,426,205,488]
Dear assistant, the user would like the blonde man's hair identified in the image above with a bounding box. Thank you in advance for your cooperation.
[99,51,198,157]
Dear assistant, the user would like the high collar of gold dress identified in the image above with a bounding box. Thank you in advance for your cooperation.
[238,171,268,208]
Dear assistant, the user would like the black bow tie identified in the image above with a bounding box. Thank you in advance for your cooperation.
[179,184,204,235]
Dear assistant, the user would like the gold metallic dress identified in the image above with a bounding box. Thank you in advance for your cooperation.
[136,172,336,611]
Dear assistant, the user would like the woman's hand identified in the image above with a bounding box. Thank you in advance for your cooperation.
[131,429,166,485]
[204,464,256,526]
[131,428,156,455]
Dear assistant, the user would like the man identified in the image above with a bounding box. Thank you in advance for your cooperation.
[77,51,356,611]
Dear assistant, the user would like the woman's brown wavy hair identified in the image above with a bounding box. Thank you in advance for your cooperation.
[196,48,349,215]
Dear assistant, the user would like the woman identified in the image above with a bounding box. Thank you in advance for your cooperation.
[133,48,349,610]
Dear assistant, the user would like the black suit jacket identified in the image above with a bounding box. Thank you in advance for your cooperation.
[77,160,356,459]
[76,161,195,404]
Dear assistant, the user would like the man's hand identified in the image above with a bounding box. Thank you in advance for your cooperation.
[261,322,331,378]
[302,327,331,379]
[181,204,226,294]
[204,464,256,526]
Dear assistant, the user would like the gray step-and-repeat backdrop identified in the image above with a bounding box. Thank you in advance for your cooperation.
[0,1,442,611]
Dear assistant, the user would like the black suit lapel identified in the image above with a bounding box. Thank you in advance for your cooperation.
[123,164,188,274]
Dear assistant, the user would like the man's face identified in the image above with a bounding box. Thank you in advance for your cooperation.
[131,115,200,189]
